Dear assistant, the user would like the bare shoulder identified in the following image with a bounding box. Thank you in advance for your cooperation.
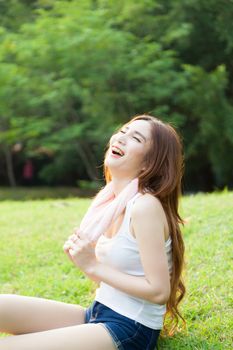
[132,193,164,217]
[131,193,169,240]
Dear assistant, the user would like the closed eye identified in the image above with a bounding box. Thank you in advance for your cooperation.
[120,130,142,143]
[133,136,141,142]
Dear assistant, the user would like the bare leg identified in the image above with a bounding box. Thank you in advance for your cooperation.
[0,324,116,350]
[0,294,86,335]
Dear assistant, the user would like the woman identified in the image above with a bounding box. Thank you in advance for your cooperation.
[0,115,186,349]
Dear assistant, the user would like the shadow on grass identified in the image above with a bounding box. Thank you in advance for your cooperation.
[0,187,99,201]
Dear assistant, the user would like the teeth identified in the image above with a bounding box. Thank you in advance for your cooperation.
[112,146,124,156]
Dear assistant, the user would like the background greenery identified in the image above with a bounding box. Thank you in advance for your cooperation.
[0,0,233,191]
[0,190,232,348]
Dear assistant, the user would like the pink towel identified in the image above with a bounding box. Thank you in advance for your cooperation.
[79,178,139,242]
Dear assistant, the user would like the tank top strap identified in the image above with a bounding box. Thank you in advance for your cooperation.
[120,192,143,233]
[126,192,143,210]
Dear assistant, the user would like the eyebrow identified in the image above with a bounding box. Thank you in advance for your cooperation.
[123,126,147,142]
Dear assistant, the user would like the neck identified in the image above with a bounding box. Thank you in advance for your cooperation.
[111,176,135,196]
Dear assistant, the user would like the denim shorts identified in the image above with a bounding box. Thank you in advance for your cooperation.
[84,301,160,350]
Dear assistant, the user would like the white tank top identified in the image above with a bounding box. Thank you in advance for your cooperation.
[95,193,173,330]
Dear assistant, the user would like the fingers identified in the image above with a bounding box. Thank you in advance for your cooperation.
[64,248,73,262]
[73,227,81,237]
[63,235,85,253]
[66,228,81,245]
[63,228,95,261]
[64,237,93,255]
[69,227,85,241]
[63,241,74,262]
[68,234,78,243]
[74,235,96,249]
[63,239,77,251]
[69,248,78,257]
[63,240,80,262]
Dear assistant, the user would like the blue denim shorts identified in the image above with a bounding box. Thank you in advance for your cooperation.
[84,301,160,350]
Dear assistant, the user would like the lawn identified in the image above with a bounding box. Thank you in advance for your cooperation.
[0,189,232,349]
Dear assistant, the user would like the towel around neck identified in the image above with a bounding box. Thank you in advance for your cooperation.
[79,178,139,242]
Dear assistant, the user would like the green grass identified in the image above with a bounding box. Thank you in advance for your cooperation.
[0,189,232,349]
[0,186,97,201]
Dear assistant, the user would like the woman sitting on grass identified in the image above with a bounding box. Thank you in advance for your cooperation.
[0,115,186,350]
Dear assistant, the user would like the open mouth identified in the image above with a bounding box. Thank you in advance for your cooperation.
[111,146,125,157]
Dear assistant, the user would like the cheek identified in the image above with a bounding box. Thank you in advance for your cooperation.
[133,143,150,164]
[128,146,145,163]
[109,135,116,145]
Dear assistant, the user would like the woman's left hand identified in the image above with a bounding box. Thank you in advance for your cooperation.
[63,231,97,275]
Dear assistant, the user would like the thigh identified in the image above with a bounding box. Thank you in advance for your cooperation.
[0,324,116,350]
[0,294,86,335]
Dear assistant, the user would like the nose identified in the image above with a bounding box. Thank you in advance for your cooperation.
[116,132,127,145]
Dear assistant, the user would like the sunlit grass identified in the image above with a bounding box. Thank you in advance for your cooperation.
[0,190,232,349]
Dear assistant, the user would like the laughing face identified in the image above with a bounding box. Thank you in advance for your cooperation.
[104,119,152,179]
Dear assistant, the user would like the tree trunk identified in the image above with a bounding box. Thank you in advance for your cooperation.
[76,140,101,181]
[4,145,16,187]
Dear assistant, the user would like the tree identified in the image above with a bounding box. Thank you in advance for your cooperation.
[0,0,232,189]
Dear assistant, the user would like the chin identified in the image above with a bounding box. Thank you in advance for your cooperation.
[105,156,121,168]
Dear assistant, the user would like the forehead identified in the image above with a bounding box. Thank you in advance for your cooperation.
[123,119,151,140]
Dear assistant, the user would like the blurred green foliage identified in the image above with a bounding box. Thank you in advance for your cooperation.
[0,0,233,191]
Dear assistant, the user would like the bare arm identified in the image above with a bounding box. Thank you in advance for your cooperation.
[85,194,171,305]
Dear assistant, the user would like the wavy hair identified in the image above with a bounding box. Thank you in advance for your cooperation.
[104,115,186,336]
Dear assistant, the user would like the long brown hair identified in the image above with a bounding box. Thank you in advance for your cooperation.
[104,115,186,336]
